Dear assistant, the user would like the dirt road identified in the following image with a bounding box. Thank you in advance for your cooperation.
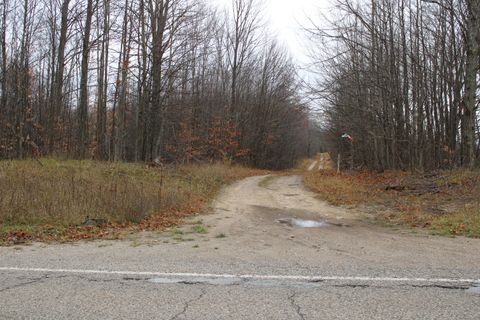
[199,175,480,276]
[1,175,479,319]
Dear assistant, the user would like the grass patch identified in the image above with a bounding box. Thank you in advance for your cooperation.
[258,175,277,188]
[172,234,184,241]
[296,153,334,171]
[173,228,184,235]
[429,203,480,237]
[0,158,265,245]
[303,169,480,238]
[215,233,226,239]
[303,171,376,206]
[192,225,208,234]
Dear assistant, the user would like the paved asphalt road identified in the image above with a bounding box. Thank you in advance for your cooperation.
[1,175,479,319]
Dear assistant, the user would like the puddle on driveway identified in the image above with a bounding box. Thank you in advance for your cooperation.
[277,218,327,228]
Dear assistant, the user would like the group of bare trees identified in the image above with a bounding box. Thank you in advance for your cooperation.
[0,0,312,169]
[311,0,479,171]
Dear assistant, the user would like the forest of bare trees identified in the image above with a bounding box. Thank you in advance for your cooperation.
[0,0,313,169]
[2,0,478,172]
[310,0,479,171]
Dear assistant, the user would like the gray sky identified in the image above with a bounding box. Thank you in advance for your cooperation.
[212,0,333,64]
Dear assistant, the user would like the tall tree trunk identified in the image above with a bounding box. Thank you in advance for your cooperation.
[135,0,148,161]
[462,0,479,168]
[0,0,7,114]
[96,0,109,160]
[114,0,132,161]
[49,0,70,154]
[77,0,94,158]
[149,0,170,160]
[17,0,32,158]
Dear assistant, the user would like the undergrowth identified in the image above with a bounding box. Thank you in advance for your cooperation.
[303,169,480,238]
[0,158,264,245]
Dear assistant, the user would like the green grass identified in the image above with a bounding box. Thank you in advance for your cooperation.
[429,203,480,237]
[173,228,184,235]
[192,225,208,234]
[258,175,278,188]
[173,234,184,241]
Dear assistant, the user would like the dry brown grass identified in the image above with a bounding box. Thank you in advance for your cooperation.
[303,171,372,205]
[303,169,480,238]
[0,159,264,244]
[296,153,335,171]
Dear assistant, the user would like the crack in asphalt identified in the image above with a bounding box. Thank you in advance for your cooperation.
[0,274,64,293]
[169,288,206,320]
[122,277,149,282]
[308,279,325,283]
[0,278,45,293]
[3,271,476,293]
[146,278,477,292]
[333,284,370,289]
[330,283,473,291]
[193,280,245,286]
[410,284,471,290]
[177,281,209,285]
[67,274,119,284]
[288,291,306,320]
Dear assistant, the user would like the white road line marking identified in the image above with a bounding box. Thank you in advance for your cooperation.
[0,267,479,284]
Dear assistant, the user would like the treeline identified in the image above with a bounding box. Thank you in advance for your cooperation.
[0,0,313,169]
[311,0,479,171]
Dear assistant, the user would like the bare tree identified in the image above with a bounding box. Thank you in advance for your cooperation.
[77,0,94,158]
[226,0,261,116]
[462,0,479,168]
[0,0,313,169]
[95,0,109,160]
[48,0,71,153]
[308,0,479,170]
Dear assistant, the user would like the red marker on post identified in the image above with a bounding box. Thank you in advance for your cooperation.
[341,133,353,142]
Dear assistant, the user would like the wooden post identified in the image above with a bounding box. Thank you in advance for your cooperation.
[337,153,341,173]
[350,141,354,170]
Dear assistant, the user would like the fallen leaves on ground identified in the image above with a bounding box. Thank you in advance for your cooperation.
[0,160,267,246]
[302,169,480,238]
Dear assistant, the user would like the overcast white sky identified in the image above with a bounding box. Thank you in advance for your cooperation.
[211,0,333,65]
